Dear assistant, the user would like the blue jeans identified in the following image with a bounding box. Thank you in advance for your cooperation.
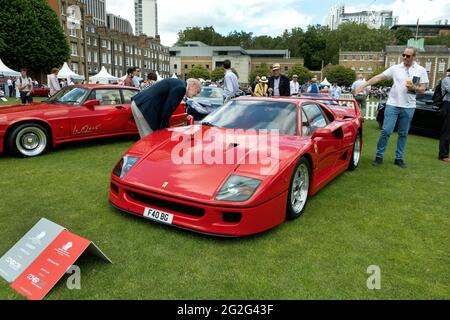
[376,105,415,160]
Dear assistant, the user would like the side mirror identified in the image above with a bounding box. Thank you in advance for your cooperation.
[186,115,195,125]
[312,128,333,139]
[84,99,100,107]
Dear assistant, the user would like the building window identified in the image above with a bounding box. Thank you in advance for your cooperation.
[184,65,188,69]
[284,66,289,72]
[174,64,178,69]
[71,43,77,56]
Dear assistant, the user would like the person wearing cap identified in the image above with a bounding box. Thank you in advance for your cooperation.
[438,68,450,162]
[254,76,269,97]
[290,75,300,96]
[329,81,342,99]
[268,64,290,97]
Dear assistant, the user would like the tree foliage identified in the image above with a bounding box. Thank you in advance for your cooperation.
[186,64,210,80]
[210,67,225,82]
[249,63,271,83]
[287,64,313,84]
[175,23,395,70]
[322,65,356,87]
[0,0,70,76]
[394,27,413,45]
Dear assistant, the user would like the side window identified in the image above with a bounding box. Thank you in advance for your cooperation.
[122,89,138,104]
[93,89,121,105]
[302,103,328,133]
[301,110,311,136]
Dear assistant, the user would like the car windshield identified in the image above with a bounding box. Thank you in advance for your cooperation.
[46,86,89,105]
[202,100,298,135]
[197,87,223,99]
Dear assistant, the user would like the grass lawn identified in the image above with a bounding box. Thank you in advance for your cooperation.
[0,121,448,300]
[0,96,48,106]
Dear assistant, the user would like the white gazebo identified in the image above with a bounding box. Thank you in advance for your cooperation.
[0,58,20,77]
[155,71,163,81]
[171,73,178,79]
[89,66,118,84]
[320,78,331,87]
[57,62,84,81]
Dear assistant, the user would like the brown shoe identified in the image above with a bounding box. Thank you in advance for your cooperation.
[440,157,450,162]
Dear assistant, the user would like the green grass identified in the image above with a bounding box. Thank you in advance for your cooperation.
[0,122,449,300]
[0,97,47,106]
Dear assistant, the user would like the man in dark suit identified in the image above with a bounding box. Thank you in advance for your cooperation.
[131,78,202,138]
[268,63,290,97]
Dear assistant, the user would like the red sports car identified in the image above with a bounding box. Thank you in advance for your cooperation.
[109,96,364,237]
[32,84,50,97]
[0,85,189,157]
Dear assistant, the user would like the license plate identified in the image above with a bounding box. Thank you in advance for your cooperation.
[143,207,174,225]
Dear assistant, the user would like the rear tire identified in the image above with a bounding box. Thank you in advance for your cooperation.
[286,157,311,220]
[348,131,361,171]
[7,123,50,157]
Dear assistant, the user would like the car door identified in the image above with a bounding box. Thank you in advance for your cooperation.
[121,88,139,132]
[302,103,342,181]
[71,88,130,137]
[412,94,442,135]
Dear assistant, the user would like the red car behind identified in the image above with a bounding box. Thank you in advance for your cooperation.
[0,85,189,157]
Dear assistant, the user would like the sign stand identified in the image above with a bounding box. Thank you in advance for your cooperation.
[0,218,111,300]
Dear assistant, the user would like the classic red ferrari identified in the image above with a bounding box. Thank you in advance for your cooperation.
[0,85,188,157]
[109,96,364,237]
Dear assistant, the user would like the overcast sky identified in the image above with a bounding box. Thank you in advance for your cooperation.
[106,0,450,47]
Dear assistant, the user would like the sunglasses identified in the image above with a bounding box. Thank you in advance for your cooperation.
[402,54,412,58]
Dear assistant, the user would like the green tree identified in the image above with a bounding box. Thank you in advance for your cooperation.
[210,67,225,82]
[186,64,210,80]
[287,64,313,84]
[176,26,223,46]
[368,67,393,87]
[249,63,271,83]
[0,0,70,76]
[394,27,413,45]
[322,65,356,87]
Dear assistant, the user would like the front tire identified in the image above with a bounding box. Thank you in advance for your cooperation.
[286,157,311,220]
[7,123,50,157]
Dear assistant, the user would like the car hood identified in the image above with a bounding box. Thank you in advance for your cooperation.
[0,102,69,120]
[120,125,307,202]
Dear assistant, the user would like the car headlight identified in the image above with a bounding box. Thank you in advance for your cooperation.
[215,175,262,202]
[113,156,140,178]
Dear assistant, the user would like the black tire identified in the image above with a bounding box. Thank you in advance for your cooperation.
[286,157,311,220]
[7,123,50,157]
[348,131,362,171]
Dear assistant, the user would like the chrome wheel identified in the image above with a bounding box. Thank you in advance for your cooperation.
[290,163,310,214]
[15,126,48,157]
[352,134,361,167]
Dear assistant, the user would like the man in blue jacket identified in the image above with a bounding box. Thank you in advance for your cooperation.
[131,78,202,138]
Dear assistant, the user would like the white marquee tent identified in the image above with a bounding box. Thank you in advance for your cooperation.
[57,62,84,80]
[320,78,331,87]
[0,58,20,77]
[89,66,118,84]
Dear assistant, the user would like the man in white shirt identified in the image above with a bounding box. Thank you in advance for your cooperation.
[329,81,342,99]
[16,68,34,104]
[351,74,369,113]
[223,59,239,103]
[7,78,13,97]
[49,68,61,96]
[290,74,300,96]
[355,47,429,168]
